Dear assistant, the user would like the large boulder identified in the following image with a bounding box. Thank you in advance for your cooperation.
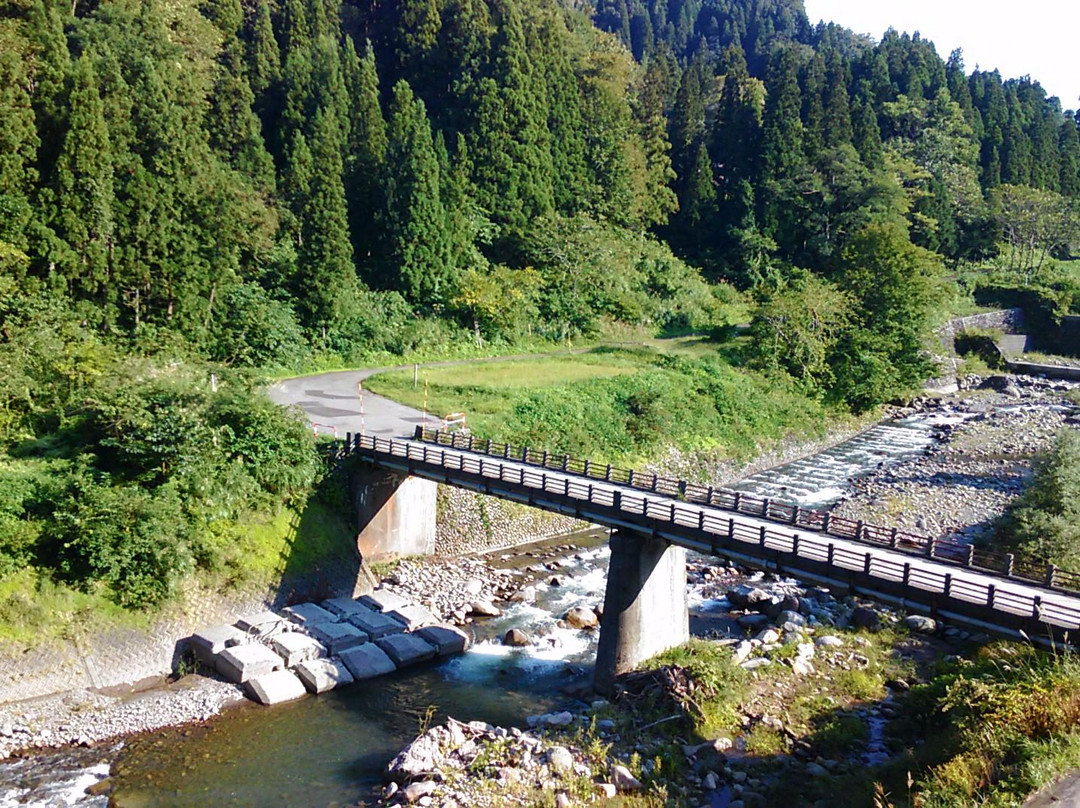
[502,628,531,647]
[726,585,771,610]
[905,615,938,634]
[386,728,446,783]
[563,606,599,630]
[851,607,881,631]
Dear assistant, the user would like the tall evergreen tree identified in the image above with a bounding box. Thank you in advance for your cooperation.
[822,53,853,148]
[0,52,39,258]
[381,81,450,304]
[298,105,359,335]
[344,40,387,272]
[53,54,115,301]
[247,1,281,98]
[209,39,276,194]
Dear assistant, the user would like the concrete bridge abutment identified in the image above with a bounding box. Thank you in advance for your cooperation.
[349,462,437,562]
[593,530,689,696]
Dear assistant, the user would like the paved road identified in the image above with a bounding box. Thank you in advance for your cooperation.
[268,368,430,439]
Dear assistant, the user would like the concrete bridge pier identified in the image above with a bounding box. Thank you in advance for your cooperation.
[593,529,689,696]
[349,462,437,562]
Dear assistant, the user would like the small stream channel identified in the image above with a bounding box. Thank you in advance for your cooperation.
[0,407,997,805]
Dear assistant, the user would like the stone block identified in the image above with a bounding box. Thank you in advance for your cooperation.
[387,603,439,631]
[321,597,370,619]
[340,643,397,680]
[244,669,307,705]
[189,625,248,666]
[376,633,437,667]
[282,602,339,627]
[308,622,369,655]
[235,610,288,639]
[216,643,283,684]
[346,605,406,639]
[415,625,470,656]
[295,657,354,694]
[359,588,410,613]
[270,632,326,667]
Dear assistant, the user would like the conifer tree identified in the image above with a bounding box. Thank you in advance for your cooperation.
[851,85,883,168]
[344,40,387,272]
[800,52,825,158]
[381,81,450,304]
[759,48,806,246]
[822,53,853,148]
[53,54,115,301]
[0,52,39,256]
[1059,117,1080,197]
[27,0,70,165]
[298,105,359,335]
[247,1,281,98]
[209,39,276,194]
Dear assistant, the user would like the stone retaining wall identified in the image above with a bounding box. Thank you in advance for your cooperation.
[435,485,588,556]
[935,308,1026,351]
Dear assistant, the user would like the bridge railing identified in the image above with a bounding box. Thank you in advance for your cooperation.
[402,427,1080,596]
[342,432,1080,633]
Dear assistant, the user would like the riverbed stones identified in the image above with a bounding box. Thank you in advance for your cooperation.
[308,622,369,655]
[243,669,307,706]
[282,602,338,627]
[216,643,283,684]
[234,610,289,639]
[270,632,326,667]
[727,585,771,609]
[547,746,574,773]
[346,605,407,639]
[905,615,938,633]
[360,588,411,614]
[563,606,599,630]
[388,603,440,631]
[851,607,881,630]
[611,763,643,791]
[503,628,531,646]
[415,625,470,656]
[376,633,438,667]
[295,657,354,694]
[468,600,501,617]
[340,642,397,680]
[189,625,248,666]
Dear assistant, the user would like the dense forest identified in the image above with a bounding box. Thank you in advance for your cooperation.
[1,0,1079,607]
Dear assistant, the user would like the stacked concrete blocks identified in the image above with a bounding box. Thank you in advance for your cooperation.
[190,591,470,708]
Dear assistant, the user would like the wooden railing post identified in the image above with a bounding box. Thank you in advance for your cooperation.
[1003,553,1015,577]
[605,464,612,481]
[987,584,996,608]
[759,526,767,546]
[890,528,899,548]
[856,520,864,541]
[943,573,952,598]
[733,492,742,511]
[925,538,935,558]
[1033,595,1043,619]
[1046,564,1058,588]
[762,498,771,518]
[791,506,800,525]
[966,545,976,567]
[822,512,831,534]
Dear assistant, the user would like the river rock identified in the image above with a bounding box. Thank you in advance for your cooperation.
[216,643,283,684]
[463,579,484,596]
[346,605,406,639]
[727,585,771,609]
[388,603,441,630]
[271,632,326,666]
[851,607,881,630]
[563,606,599,630]
[766,595,801,618]
[905,615,938,633]
[754,628,781,645]
[244,669,307,705]
[376,633,438,667]
[189,625,248,666]
[527,711,574,728]
[295,657,354,693]
[469,600,501,617]
[308,622,369,655]
[509,586,537,603]
[596,784,617,798]
[547,746,574,773]
[282,602,339,627]
[611,764,643,791]
[737,613,770,630]
[401,781,437,804]
[340,642,397,680]
[387,729,445,782]
[815,635,844,648]
[732,641,754,663]
[806,762,829,776]
[776,610,805,627]
[361,588,411,613]
[503,628,531,646]
[416,625,470,656]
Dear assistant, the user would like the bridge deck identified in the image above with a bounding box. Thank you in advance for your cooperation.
[346,435,1080,647]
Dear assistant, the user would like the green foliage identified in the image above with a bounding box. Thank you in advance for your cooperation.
[995,429,1080,568]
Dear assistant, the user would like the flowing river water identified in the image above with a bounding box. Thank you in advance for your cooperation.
[0,405,999,806]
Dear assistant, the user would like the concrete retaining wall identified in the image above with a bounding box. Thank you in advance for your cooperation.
[435,485,588,556]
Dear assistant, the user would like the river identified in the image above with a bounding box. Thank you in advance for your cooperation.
[0,406,984,805]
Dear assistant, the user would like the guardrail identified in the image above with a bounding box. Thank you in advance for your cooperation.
[403,428,1080,596]
[341,432,1080,639]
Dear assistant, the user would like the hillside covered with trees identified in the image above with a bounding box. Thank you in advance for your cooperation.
[0,0,1079,610]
